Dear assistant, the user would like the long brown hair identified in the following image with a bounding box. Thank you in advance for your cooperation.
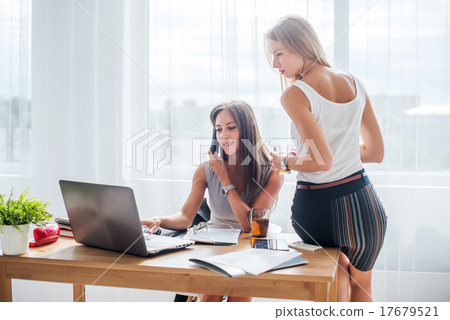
[210,101,271,206]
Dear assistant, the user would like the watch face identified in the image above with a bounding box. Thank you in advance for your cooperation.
[222,188,226,196]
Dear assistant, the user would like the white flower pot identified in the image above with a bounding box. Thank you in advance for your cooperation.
[0,224,31,255]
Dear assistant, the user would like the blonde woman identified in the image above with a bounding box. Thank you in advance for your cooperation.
[265,15,387,302]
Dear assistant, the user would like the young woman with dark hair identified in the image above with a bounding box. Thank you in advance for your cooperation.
[142,100,283,302]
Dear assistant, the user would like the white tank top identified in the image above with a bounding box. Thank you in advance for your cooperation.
[290,75,365,183]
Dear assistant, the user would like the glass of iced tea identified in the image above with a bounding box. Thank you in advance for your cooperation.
[249,208,271,238]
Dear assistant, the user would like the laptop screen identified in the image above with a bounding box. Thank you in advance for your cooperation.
[59,180,149,256]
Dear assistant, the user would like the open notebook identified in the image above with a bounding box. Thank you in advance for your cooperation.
[190,248,307,277]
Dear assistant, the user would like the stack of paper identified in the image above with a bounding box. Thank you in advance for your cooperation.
[190,249,307,277]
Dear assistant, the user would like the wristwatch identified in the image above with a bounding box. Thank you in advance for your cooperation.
[281,156,290,173]
[222,184,235,196]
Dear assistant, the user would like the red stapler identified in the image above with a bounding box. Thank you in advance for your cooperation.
[29,223,60,247]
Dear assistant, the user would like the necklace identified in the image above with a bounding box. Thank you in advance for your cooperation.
[297,60,316,81]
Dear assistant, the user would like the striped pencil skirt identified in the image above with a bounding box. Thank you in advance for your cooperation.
[291,169,387,272]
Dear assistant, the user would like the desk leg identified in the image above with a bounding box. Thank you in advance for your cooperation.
[314,283,329,302]
[329,271,338,302]
[73,284,86,302]
[0,261,12,302]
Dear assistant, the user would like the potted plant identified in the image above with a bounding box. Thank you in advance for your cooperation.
[0,189,52,255]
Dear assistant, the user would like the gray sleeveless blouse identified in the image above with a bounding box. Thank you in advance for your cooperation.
[203,162,272,230]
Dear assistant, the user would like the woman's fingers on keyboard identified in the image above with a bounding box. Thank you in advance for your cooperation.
[142,218,158,227]
[149,220,161,233]
[141,218,162,234]
[141,219,152,227]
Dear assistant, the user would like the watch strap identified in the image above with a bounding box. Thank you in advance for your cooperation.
[281,156,290,171]
[222,184,235,196]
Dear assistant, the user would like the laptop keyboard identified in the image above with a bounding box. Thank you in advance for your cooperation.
[144,233,191,250]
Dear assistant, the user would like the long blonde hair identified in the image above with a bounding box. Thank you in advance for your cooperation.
[265,15,331,90]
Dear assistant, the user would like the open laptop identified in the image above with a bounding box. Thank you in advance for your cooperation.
[59,180,194,257]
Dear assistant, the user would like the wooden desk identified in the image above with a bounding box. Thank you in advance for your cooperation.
[0,233,339,302]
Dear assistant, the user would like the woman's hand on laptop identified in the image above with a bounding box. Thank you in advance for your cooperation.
[141,218,161,234]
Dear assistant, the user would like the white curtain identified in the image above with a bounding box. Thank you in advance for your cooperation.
[348,0,450,301]
[0,0,31,180]
[1,0,449,301]
[31,0,127,215]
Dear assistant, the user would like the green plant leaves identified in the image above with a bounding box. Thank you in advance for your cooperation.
[0,189,52,231]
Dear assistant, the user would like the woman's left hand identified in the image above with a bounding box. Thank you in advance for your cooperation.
[208,150,231,185]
